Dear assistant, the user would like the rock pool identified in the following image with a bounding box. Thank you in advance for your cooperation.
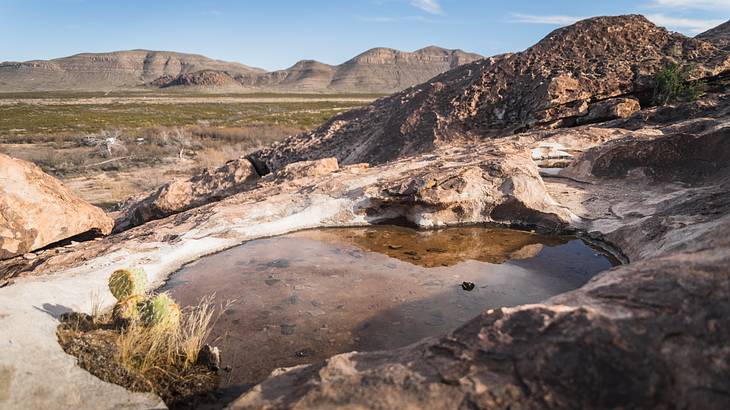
[160,225,617,403]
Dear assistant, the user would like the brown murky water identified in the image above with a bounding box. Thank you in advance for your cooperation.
[161,226,616,402]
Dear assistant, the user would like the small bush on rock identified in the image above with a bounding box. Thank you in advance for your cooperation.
[652,62,705,105]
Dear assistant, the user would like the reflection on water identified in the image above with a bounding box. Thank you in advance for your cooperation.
[298,226,570,267]
[160,225,616,402]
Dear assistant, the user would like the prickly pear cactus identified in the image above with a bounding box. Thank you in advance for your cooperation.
[141,293,181,329]
[108,268,147,300]
[112,294,144,326]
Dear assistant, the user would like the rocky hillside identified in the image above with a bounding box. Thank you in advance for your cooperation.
[0,46,482,93]
[697,20,730,51]
[0,50,265,92]
[250,15,730,171]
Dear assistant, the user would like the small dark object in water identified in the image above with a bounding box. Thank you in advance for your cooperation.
[404,250,418,256]
[461,282,476,291]
[265,278,281,286]
[197,344,221,371]
[295,348,315,358]
[388,244,403,250]
[427,247,448,253]
[280,324,296,335]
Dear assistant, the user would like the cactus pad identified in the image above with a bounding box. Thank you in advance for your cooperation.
[141,293,181,329]
[108,268,147,300]
[112,294,144,325]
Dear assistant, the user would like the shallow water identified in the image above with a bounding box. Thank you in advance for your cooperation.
[161,225,616,400]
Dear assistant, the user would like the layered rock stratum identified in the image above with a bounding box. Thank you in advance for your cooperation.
[0,50,265,92]
[1,14,730,410]
[0,46,482,93]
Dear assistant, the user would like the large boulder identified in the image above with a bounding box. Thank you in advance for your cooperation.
[576,97,641,125]
[0,153,113,260]
[113,157,260,232]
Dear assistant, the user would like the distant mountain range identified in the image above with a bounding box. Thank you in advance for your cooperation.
[0,47,482,93]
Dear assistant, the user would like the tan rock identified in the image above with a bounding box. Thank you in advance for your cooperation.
[113,157,259,231]
[577,97,641,125]
[275,157,339,181]
[0,153,113,260]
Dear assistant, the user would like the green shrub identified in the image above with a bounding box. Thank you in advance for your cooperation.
[652,62,705,106]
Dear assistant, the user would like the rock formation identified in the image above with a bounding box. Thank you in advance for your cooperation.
[0,153,113,260]
[113,157,259,232]
[697,20,730,51]
[1,14,730,410]
[250,15,730,171]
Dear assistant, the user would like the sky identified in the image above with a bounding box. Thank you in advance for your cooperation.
[1,0,729,71]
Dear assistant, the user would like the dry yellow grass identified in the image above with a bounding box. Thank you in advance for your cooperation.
[115,293,232,375]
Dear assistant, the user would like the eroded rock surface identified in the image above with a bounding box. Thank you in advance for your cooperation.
[274,157,340,181]
[0,153,113,260]
[228,112,730,409]
[250,15,730,171]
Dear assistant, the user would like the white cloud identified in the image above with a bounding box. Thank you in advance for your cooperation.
[647,0,730,10]
[508,13,585,25]
[645,13,724,33]
[409,0,442,15]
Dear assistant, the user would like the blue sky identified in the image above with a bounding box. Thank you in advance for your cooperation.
[1,0,729,70]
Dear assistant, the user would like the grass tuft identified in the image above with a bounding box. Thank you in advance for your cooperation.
[115,293,230,375]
